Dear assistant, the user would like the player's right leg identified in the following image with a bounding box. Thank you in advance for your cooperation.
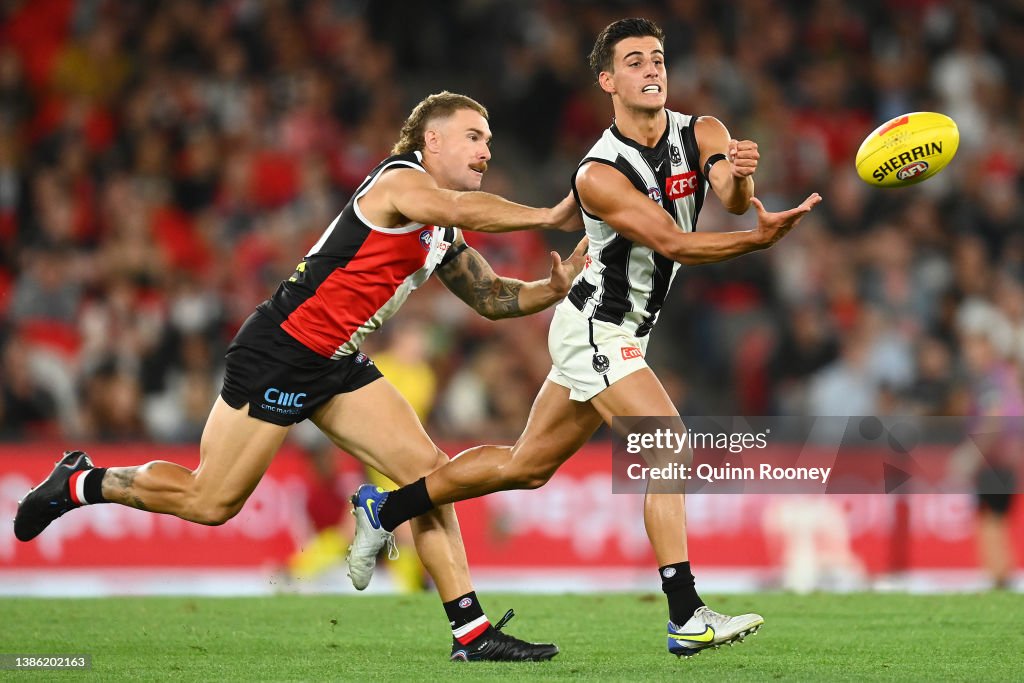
[588,369,763,656]
[311,378,560,662]
[356,378,604,534]
[13,397,289,541]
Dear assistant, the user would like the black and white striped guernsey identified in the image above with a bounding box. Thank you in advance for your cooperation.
[568,109,709,337]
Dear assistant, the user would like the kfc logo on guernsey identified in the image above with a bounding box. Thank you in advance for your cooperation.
[666,171,698,200]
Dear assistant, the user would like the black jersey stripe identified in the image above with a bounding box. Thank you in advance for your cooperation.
[593,233,633,326]
[681,123,705,226]
[568,277,597,311]
[636,252,674,338]
[611,154,647,194]
[644,135,677,221]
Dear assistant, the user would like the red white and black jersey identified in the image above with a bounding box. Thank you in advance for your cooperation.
[258,151,460,359]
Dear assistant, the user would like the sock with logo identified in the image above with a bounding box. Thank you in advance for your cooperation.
[377,477,434,532]
[661,561,704,625]
[444,591,490,646]
[68,468,109,506]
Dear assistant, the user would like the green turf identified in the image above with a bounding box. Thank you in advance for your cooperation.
[1,592,1021,681]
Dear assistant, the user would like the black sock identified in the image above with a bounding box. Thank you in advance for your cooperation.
[377,477,434,531]
[69,468,108,505]
[661,561,704,625]
[444,591,490,645]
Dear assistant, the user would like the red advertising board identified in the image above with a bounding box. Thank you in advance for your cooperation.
[1,443,1020,575]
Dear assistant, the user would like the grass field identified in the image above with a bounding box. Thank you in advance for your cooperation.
[3,592,1021,681]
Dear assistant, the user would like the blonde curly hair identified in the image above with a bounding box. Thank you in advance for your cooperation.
[392,91,488,155]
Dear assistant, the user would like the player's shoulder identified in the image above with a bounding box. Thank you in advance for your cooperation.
[575,158,634,200]
[692,114,729,140]
[369,152,433,191]
[667,108,699,127]
[368,151,427,180]
[379,150,426,171]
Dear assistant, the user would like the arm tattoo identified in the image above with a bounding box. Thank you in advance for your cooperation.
[437,247,524,319]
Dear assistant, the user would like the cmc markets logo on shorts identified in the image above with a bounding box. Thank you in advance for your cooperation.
[419,229,433,250]
[263,387,306,412]
[458,597,473,608]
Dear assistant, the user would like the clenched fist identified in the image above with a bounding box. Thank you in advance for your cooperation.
[728,139,759,178]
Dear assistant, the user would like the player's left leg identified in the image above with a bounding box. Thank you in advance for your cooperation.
[589,368,763,657]
[310,378,559,661]
[14,398,290,541]
[977,497,1015,590]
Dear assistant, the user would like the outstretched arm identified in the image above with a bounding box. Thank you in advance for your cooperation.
[575,162,820,265]
[363,168,583,233]
[436,235,588,320]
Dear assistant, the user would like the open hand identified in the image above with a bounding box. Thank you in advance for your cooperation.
[547,237,589,296]
[752,193,822,247]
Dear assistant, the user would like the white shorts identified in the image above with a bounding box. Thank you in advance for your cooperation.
[546,301,651,402]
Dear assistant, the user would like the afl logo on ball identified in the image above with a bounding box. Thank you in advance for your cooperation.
[896,161,929,181]
[592,353,610,375]
[419,229,433,250]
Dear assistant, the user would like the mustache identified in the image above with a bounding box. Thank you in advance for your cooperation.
[470,162,488,174]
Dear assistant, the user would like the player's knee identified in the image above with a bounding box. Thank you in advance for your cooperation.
[430,449,450,472]
[185,493,244,526]
[386,449,450,486]
[191,502,242,526]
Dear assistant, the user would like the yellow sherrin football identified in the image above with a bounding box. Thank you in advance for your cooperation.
[854,112,959,187]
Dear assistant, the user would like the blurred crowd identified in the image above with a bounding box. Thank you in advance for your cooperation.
[1,0,1023,445]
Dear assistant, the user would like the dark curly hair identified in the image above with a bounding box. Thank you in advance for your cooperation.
[588,18,665,79]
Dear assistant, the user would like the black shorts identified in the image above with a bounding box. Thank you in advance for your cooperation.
[976,467,1017,517]
[220,310,382,426]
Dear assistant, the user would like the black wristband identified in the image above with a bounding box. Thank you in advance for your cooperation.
[703,153,727,179]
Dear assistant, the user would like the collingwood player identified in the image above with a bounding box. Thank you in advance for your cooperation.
[14,91,587,662]
[349,19,821,657]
